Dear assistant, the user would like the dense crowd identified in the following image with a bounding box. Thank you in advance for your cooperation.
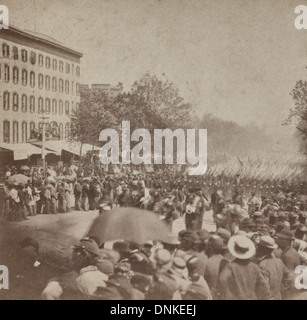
[2,162,307,300]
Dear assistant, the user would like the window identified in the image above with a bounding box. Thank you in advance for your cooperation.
[38,74,44,89]
[22,122,28,142]
[65,80,69,94]
[52,99,57,114]
[13,46,18,60]
[13,93,19,112]
[30,121,35,132]
[30,51,36,65]
[71,81,74,95]
[39,54,44,66]
[4,64,9,82]
[59,123,63,140]
[30,71,35,88]
[52,77,57,92]
[59,100,63,115]
[13,67,18,84]
[45,75,50,91]
[52,59,57,70]
[21,49,27,62]
[38,97,44,114]
[65,123,70,140]
[22,94,27,112]
[71,102,74,113]
[2,43,9,57]
[72,64,75,76]
[66,63,70,74]
[3,91,10,110]
[59,61,63,72]
[45,56,50,69]
[76,83,80,96]
[65,101,69,115]
[59,79,64,93]
[76,66,80,77]
[13,121,19,143]
[22,69,28,86]
[3,120,10,143]
[45,98,50,114]
[30,96,35,113]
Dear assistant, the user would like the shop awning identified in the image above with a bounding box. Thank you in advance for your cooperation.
[0,143,56,160]
[31,141,100,156]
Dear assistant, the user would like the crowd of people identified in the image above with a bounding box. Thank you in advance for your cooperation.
[2,162,307,300]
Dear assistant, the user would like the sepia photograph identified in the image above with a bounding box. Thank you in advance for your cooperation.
[0,0,307,303]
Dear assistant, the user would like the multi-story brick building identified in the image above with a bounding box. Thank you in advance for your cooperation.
[0,26,83,161]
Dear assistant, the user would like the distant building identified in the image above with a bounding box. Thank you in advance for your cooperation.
[81,83,123,98]
[0,26,83,148]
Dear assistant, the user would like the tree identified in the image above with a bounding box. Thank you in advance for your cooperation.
[285,80,307,154]
[70,87,118,155]
[130,73,192,129]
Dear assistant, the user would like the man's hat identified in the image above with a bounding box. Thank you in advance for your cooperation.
[216,228,231,240]
[162,233,180,246]
[170,257,187,278]
[197,229,210,242]
[113,241,131,253]
[228,235,256,260]
[276,229,295,241]
[96,259,114,275]
[241,218,255,229]
[208,235,226,250]
[256,235,278,249]
[74,238,100,256]
[154,249,172,266]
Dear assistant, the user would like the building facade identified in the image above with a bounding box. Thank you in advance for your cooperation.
[0,26,83,147]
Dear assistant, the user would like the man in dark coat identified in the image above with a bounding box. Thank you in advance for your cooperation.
[256,235,292,300]
[217,235,270,300]
[275,229,301,272]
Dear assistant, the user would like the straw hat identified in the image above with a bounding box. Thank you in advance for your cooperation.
[256,235,278,249]
[228,235,256,260]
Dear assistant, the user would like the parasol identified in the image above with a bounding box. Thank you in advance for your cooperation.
[86,207,170,246]
[7,174,31,185]
[20,165,30,171]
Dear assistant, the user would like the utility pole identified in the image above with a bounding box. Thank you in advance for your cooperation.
[40,116,49,177]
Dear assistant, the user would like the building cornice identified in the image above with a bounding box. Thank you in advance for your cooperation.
[0,26,83,62]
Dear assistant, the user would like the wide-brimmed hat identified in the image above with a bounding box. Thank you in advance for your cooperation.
[228,235,256,260]
[256,235,278,249]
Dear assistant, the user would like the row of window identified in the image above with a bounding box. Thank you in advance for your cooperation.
[2,92,79,115]
[2,43,80,76]
[2,65,80,95]
[3,120,70,144]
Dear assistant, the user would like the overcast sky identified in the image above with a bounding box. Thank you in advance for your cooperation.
[3,0,306,136]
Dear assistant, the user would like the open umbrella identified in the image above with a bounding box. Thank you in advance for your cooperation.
[7,174,31,185]
[20,165,30,171]
[86,207,170,246]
